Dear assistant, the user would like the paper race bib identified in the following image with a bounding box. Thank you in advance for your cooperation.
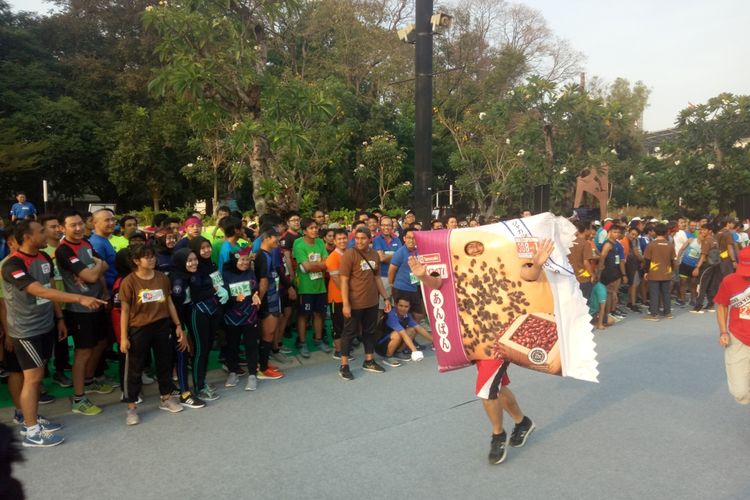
[36,283,51,305]
[360,260,376,272]
[687,247,700,259]
[615,255,621,265]
[139,288,165,303]
[740,306,750,320]
[229,281,252,298]
[210,271,224,287]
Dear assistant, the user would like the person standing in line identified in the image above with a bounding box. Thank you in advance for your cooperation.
[326,229,351,359]
[372,216,402,317]
[254,227,285,381]
[2,220,106,446]
[643,223,676,321]
[337,227,391,381]
[55,210,114,416]
[119,244,188,425]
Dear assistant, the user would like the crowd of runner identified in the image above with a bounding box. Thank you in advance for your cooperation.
[1,189,749,450]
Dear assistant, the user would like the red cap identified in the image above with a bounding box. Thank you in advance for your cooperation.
[737,247,750,277]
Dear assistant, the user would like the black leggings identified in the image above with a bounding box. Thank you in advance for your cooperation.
[330,302,344,340]
[341,306,378,358]
[189,308,219,391]
[123,320,174,403]
[225,322,259,374]
[173,334,191,394]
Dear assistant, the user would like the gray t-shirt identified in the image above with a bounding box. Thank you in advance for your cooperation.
[55,238,103,313]
[1,251,55,338]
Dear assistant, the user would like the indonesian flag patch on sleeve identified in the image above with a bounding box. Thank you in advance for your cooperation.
[69,257,80,264]
[11,269,26,279]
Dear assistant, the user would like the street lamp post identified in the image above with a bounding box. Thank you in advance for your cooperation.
[414,0,433,226]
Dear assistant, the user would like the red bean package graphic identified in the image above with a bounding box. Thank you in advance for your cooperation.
[414,213,599,382]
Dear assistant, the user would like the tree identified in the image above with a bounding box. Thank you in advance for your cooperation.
[356,133,407,209]
[108,103,194,210]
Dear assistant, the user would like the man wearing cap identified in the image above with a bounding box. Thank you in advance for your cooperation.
[715,246,750,404]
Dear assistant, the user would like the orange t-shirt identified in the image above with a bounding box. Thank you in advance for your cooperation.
[619,237,631,258]
[326,250,344,303]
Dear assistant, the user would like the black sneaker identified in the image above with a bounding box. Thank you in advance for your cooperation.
[627,303,643,313]
[179,392,206,409]
[488,432,508,465]
[509,416,536,448]
[339,365,354,381]
[705,303,716,312]
[362,359,385,373]
[690,306,704,314]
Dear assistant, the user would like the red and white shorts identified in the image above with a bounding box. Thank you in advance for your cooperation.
[475,359,510,400]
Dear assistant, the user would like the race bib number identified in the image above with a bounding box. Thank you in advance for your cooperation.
[36,283,51,305]
[139,289,165,303]
[229,281,252,298]
[515,237,539,259]
[360,260,376,272]
[687,247,700,259]
[615,255,621,265]
[740,306,750,320]
[308,253,321,263]
[310,271,323,281]
[210,271,224,287]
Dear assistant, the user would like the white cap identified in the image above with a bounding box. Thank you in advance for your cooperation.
[631,216,642,222]
[604,217,613,222]
[593,220,601,226]
[649,218,658,223]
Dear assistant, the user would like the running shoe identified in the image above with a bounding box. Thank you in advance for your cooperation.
[159,397,183,413]
[179,392,206,409]
[509,417,536,448]
[488,432,508,465]
[23,428,64,447]
[410,351,425,362]
[675,299,686,307]
[141,373,155,385]
[299,344,311,358]
[661,313,674,319]
[690,306,704,314]
[643,314,660,321]
[198,386,220,401]
[395,351,411,361]
[257,368,284,380]
[95,375,119,388]
[362,359,385,373]
[20,419,63,435]
[71,397,102,416]
[627,303,643,313]
[53,371,73,388]
[339,365,354,381]
[413,342,427,352]
[705,303,716,312]
[245,375,258,391]
[84,380,114,395]
[316,340,332,354]
[225,372,240,387]
[38,394,56,405]
[0,367,8,379]
[271,351,289,364]
[382,357,402,368]
[126,408,139,426]
[279,345,293,355]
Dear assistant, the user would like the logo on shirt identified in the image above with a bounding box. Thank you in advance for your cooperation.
[41,263,51,275]
[138,289,166,304]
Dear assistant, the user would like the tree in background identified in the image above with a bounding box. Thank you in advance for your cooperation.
[356,133,407,210]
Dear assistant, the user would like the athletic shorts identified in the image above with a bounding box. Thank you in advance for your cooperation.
[374,331,395,357]
[475,359,510,400]
[298,293,327,315]
[391,288,425,316]
[64,309,108,349]
[11,329,54,370]
[679,262,695,279]
[3,345,22,373]
[281,291,291,310]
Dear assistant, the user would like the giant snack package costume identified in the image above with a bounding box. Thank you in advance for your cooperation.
[414,213,599,382]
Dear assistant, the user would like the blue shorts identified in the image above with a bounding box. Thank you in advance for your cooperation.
[298,293,328,315]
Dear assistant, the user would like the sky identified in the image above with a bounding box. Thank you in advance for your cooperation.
[9,0,750,132]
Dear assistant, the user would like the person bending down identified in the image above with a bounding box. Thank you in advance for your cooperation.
[377,297,432,367]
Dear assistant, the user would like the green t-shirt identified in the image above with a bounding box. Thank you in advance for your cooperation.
[109,235,129,253]
[292,237,328,295]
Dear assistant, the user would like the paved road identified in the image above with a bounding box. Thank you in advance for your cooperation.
[6,308,749,500]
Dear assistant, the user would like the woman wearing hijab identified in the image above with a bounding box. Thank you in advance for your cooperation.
[168,248,206,409]
[187,236,229,401]
[155,229,178,274]
[221,247,261,390]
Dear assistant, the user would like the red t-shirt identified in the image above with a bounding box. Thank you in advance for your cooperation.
[713,273,750,345]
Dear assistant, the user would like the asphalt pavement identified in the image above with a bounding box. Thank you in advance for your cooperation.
[5,307,749,500]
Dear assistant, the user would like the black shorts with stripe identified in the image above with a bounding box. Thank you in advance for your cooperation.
[11,328,54,371]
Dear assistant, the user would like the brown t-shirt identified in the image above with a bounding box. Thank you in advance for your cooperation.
[568,236,595,283]
[119,271,172,328]
[339,247,380,309]
[717,229,735,261]
[701,235,717,257]
[643,239,675,281]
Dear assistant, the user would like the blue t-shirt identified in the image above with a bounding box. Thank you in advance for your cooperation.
[391,245,419,292]
[384,308,418,333]
[218,240,240,271]
[372,235,403,277]
[10,201,36,220]
[88,233,117,293]
[587,282,608,315]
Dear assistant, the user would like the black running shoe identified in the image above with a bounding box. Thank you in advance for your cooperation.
[509,416,536,448]
[339,365,354,381]
[488,432,508,465]
[179,392,206,409]
[362,359,385,373]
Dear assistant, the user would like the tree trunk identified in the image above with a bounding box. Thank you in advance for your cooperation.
[250,135,271,216]
[212,166,219,216]
[152,189,160,212]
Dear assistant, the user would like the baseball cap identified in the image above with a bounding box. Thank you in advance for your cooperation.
[593,220,601,226]
[631,216,642,222]
[129,230,147,241]
[604,217,613,222]
[737,247,750,277]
